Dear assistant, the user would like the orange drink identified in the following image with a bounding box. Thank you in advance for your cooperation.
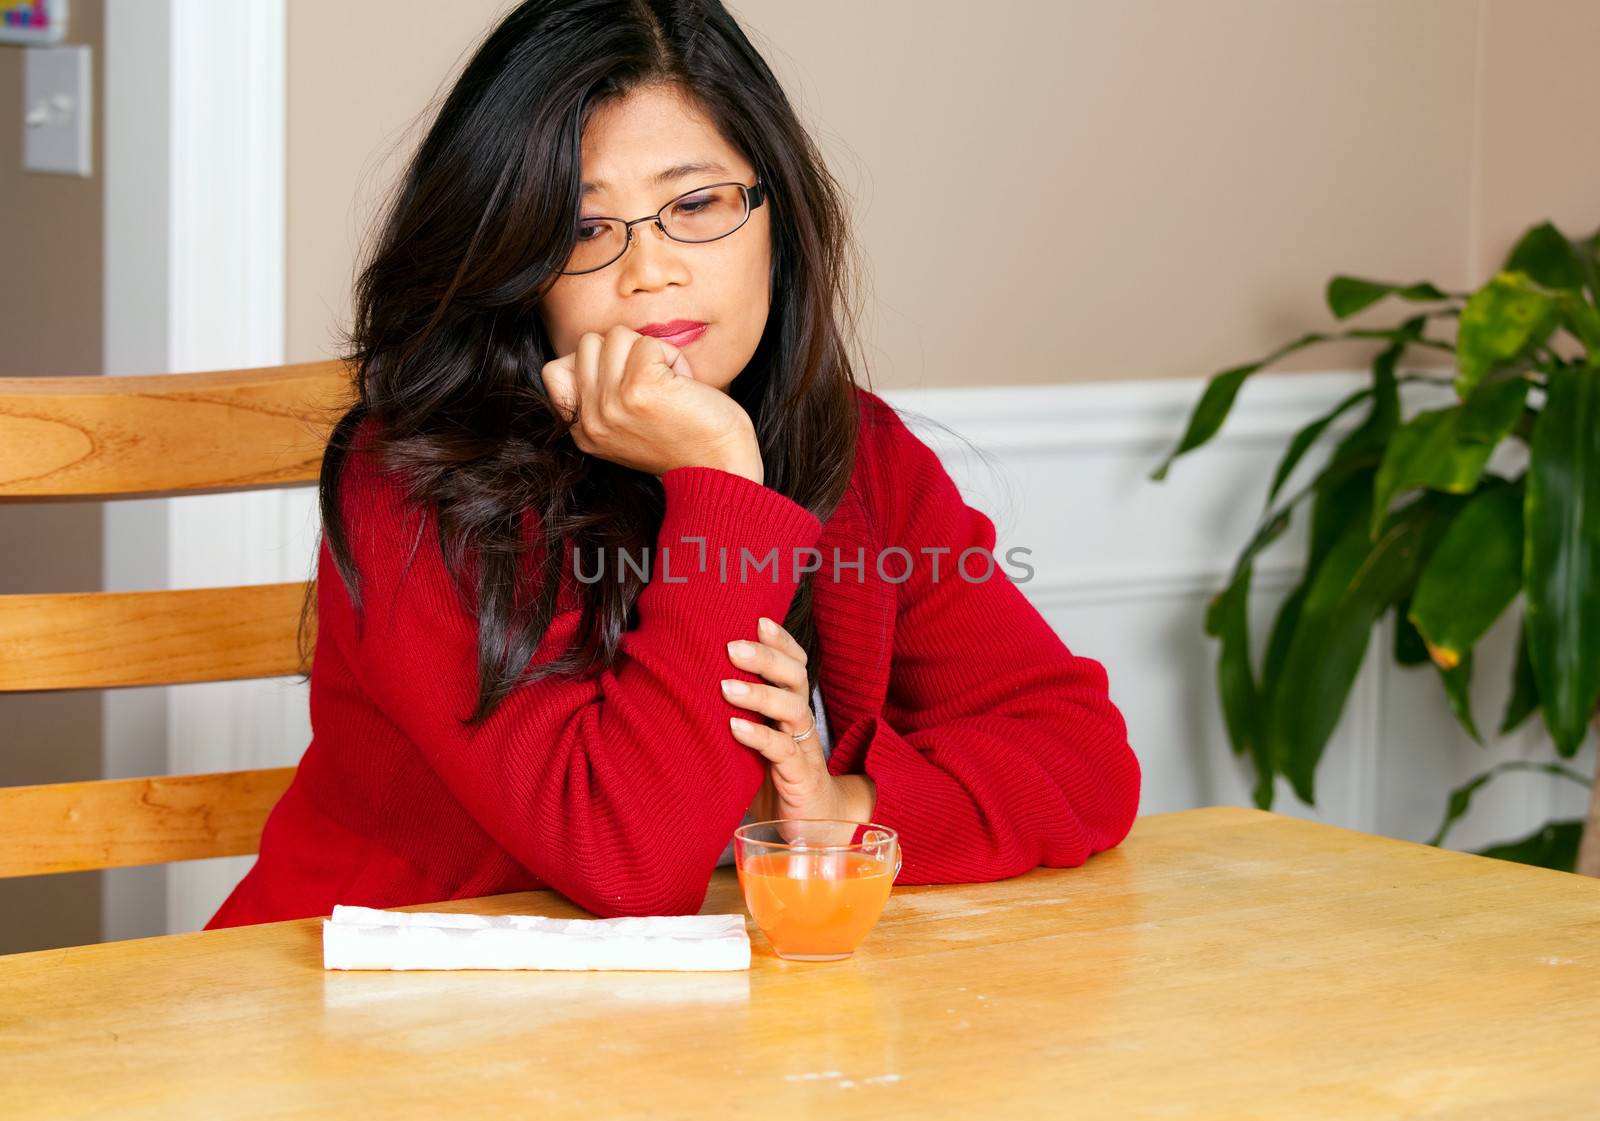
[733,820,901,961]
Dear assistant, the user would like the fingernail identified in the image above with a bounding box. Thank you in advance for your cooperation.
[730,717,756,734]
[727,640,753,657]
[721,679,749,697]
[759,617,776,633]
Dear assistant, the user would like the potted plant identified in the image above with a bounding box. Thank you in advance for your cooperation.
[1151,219,1600,874]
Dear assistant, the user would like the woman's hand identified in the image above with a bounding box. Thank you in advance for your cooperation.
[540,324,764,483]
[722,616,875,843]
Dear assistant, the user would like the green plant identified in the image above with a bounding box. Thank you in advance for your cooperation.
[1151,219,1600,874]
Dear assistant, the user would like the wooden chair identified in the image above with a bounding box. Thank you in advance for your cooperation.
[0,362,354,879]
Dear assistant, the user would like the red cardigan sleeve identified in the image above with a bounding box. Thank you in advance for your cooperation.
[335,450,822,918]
[832,399,1142,882]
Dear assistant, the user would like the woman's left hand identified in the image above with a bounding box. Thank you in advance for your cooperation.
[723,617,862,838]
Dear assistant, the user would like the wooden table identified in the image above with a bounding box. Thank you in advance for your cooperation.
[4,806,1599,1119]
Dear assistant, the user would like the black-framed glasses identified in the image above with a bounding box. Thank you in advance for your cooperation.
[555,178,768,276]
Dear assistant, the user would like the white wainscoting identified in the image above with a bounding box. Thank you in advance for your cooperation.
[161,372,1596,934]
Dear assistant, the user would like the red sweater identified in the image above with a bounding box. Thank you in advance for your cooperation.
[204,387,1140,928]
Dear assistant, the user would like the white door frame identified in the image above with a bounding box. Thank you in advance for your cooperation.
[103,0,289,938]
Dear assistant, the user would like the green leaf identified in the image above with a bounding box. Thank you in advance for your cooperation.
[1153,316,1440,483]
[1427,759,1592,847]
[1326,276,1450,320]
[1475,821,1584,872]
[1393,599,1430,666]
[1435,651,1482,743]
[1205,569,1276,812]
[1409,480,1524,668]
[1500,620,1540,735]
[1262,386,1373,509]
[1270,515,1384,804]
[1247,356,1413,807]
[1206,571,1258,762]
[1361,342,1405,445]
[1214,387,1400,809]
[1254,580,1307,814]
[1151,332,1327,481]
[1458,368,1532,444]
[1268,450,1390,802]
[1504,221,1590,292]
[1250,412,1394,806]
[1504,221,1600,345]
[1455,272,1558,398]
[1206,503,1296,796]
[1307,354,1400,563]
[1271,495,1459,804]
[1555,290,1600,351]
[1259,583,1306,705]
[1524,363,1600,755]
[1371,407,1495,536]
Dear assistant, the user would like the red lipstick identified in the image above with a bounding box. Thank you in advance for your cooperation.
[636,320,708,347]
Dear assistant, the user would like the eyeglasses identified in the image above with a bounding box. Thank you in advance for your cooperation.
[555,178,768,276]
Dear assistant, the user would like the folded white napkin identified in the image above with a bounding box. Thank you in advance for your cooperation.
[321,905,751,972]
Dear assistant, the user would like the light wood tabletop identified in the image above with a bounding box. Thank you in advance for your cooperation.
[3,805,1598,1120]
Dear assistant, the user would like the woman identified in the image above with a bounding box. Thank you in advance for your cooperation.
[206,0,1140,928]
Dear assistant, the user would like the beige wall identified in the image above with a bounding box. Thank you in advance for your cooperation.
[286,0,1600,385]
[0,0,106,953]
[1477,1,1600,276]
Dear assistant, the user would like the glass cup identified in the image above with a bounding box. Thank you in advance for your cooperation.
[733,819,902,961]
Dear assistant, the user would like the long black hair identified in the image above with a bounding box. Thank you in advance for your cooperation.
[304,0,868,723]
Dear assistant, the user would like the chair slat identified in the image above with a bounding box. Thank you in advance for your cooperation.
[1,363,342,892]
[0,767,297,877]
[0,360,353,500]
[0,582,314,692]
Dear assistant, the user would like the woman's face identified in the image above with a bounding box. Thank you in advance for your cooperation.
[537,85,772,394]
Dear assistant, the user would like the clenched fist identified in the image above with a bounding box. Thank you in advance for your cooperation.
[540,324,764,483]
